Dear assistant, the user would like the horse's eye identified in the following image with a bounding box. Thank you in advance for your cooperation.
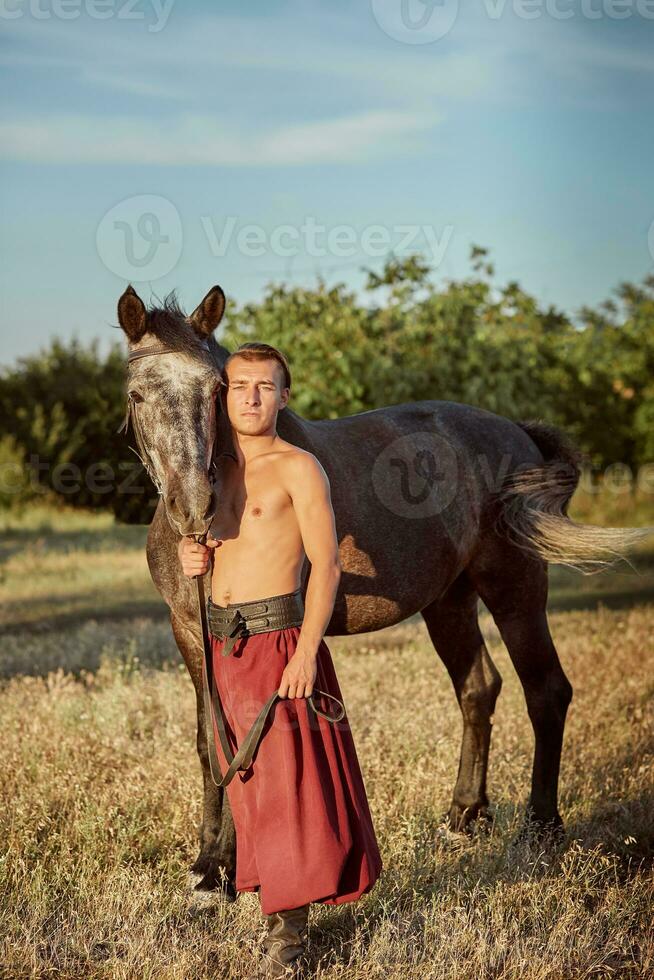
[129,390,144,403]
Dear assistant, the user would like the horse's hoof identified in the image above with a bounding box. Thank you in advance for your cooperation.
[445,802,493,835]
[186,869,238,904]
[517,812,565,846]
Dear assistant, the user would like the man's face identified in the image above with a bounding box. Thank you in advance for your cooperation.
[224,356,289,435]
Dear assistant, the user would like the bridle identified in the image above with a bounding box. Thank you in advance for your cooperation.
[118,341,226,499]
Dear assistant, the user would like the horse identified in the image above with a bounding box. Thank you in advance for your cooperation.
[116,282,650,899]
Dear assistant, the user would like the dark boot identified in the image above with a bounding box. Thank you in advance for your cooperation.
[249,903,310,978]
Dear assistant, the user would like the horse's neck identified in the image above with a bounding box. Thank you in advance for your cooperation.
[277,406,315,449]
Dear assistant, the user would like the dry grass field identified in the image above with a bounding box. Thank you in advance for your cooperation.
[1,494,653,979]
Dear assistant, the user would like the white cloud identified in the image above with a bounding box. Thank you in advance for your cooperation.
[0,10,496,108]
[1,3,651,163]
[0,108,442,165]
[79,70,187,100]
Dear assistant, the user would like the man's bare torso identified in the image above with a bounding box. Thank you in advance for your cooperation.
[209,438,307,605]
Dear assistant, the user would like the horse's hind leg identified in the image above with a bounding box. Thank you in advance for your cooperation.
[421,572,502,831]
[469,541,573,831]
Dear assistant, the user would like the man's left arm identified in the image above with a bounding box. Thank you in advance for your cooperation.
[278,452,341,700]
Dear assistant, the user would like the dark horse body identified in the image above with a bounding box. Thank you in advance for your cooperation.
[117,285,648,897]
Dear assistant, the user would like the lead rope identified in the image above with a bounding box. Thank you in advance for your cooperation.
[195,533,236,787]
[194,533,346,788]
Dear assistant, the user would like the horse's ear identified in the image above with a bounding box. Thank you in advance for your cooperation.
[189,285,226,337]
[117,285,147,342]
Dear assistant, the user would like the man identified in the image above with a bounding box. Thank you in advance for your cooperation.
[178,342,382,978]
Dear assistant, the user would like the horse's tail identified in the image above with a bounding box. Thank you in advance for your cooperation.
[493,418,653,573]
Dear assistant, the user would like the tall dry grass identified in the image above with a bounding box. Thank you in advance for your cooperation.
[1,503,653,977]
[1,605,653,978]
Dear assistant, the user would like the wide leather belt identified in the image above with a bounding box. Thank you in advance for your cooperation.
[208,589,305,658]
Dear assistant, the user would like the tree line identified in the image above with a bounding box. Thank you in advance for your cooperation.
[1,247,652,523]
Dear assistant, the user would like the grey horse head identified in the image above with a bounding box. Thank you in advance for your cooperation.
[117,284,233,536]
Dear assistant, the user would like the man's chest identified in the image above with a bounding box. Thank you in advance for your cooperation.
[210,472,292,539]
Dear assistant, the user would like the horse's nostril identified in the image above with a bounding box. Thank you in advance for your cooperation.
[167,494,189,521]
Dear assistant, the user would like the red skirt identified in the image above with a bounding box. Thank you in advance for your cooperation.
[209,625,382,915]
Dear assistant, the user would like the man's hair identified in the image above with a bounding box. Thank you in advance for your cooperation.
[224,343,291,391]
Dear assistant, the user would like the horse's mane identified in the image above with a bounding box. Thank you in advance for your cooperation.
[144,290,206,355]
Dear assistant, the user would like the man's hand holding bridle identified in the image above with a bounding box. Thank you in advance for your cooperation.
[178,535,220,577]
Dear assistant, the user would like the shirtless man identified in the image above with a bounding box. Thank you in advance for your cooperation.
[178,342,381,978]
[180,345,338,703]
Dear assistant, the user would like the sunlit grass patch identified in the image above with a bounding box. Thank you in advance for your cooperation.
[1,503,653,977]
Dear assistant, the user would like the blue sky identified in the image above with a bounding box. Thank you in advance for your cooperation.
[1,0,653,363]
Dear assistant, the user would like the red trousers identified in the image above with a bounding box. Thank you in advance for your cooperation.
[209,625,382,915]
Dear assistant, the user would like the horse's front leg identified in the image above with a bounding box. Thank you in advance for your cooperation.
[190,687,238,898]
[171,614,237,899]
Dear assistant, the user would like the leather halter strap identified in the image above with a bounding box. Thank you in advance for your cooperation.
[127,341,210,362]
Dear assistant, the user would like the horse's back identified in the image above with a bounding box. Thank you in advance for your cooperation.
[293,399,544,483]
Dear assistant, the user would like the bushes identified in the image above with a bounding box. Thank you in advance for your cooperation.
[0,435,33,510]
[0,337,157,523]
[1,248,652,523]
